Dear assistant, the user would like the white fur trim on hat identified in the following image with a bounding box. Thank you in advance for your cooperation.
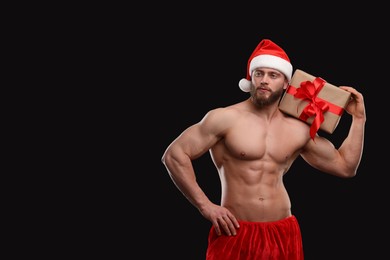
[238,55,292,93]
[250,54,292,81]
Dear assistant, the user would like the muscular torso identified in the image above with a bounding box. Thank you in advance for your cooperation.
[209,103,310,222]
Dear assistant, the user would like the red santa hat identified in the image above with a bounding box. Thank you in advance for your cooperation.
[239,39,293,92]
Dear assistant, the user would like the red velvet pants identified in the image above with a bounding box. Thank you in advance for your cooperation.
[206,215,304,260]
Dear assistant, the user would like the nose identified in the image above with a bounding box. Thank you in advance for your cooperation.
[260,75,269,84]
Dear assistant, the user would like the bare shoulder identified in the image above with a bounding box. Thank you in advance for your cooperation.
[203,103,243,122]
[279,112,312,142]
[199,104,244,134]
[279,111,305,125]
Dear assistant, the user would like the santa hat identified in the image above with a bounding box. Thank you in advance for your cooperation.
[239,39,293,92]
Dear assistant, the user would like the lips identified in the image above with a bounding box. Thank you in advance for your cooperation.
[257,87,270,92]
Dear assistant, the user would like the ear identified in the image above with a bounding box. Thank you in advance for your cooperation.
[283,80,289,90]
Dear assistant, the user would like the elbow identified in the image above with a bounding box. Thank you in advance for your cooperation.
[161,150,171,167]
[349,168,358,178]
[161,148,178,169]
[337,166,358,179]
[330,157,361,178]
[340,171,357,179]
[162,146,191,173]
[161,152,167,165]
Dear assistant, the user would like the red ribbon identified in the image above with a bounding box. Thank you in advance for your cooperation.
[286,77,342,140]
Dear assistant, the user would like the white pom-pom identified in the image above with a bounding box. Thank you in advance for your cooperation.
[238,79,251,92]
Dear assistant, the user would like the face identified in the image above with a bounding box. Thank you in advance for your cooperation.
[249,68,288,107]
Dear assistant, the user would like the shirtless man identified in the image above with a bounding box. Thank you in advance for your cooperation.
[161,39,366,260]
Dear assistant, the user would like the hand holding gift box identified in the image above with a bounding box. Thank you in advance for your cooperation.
[278,69,351,139]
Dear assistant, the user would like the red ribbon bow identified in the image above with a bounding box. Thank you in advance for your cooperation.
[288,77,329,140]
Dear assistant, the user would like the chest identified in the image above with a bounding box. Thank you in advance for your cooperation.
[222,118,306,162]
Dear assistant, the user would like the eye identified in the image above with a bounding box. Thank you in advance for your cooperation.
[254,70,263,77]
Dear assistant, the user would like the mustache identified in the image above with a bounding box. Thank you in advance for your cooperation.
[256,86,271,91]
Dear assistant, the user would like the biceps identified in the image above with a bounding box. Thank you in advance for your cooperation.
[175,125,219,159]
[301,136,339,169]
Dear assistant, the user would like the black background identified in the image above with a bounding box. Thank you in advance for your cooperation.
[93,8,386,260]
[18,5,389,259]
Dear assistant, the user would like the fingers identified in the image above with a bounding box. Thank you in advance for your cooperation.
[340,86,364,102]
[340,86,361,96]
[214,214,240,236]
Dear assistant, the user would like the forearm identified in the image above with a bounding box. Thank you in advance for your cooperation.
[339,117,366,173]
[163,151,212,211]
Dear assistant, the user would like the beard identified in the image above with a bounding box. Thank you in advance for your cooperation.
[251,86,285,107]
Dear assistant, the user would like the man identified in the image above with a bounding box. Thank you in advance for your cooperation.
[161,39,366,259]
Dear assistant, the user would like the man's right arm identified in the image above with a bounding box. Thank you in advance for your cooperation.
[161,107,229,211]
[161,109,240,236]
[161,122,214,211]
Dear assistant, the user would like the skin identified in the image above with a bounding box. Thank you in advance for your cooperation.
[161,67,366,237]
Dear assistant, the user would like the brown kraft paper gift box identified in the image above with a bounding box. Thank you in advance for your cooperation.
[278,69,351,137]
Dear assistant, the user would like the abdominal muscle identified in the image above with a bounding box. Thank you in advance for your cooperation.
[218,160,292,222]
[222,183,292,222]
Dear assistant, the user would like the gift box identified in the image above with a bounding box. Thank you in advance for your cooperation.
[278,69,351,139]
